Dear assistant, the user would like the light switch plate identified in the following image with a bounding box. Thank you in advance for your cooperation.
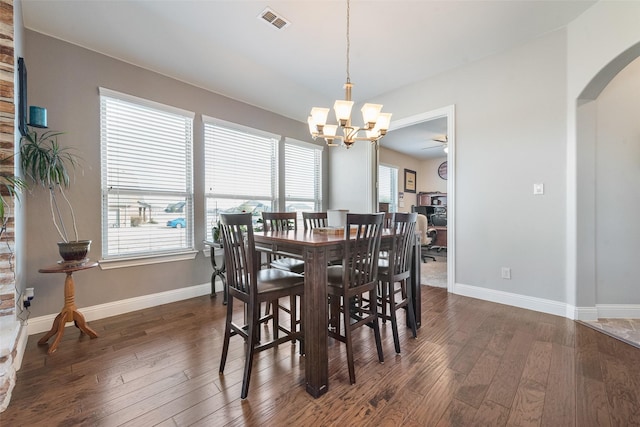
[533,183,544,195]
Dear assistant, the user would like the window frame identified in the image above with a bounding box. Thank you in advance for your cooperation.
[99,88,196,269]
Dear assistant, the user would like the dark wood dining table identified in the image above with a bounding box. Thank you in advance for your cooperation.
[254,228,421,398]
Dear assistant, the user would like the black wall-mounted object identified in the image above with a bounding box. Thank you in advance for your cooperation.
[18,57,27,136]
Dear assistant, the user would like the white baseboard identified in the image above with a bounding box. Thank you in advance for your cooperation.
[15,324,28,371]
[452,282,574,319]
[574,306,598,321]
[596,304,640,319]
[28,282,211,336]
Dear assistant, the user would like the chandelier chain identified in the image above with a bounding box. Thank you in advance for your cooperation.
[346,0,350,84]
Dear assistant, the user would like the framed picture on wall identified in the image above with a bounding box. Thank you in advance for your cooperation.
[404,169,416,193]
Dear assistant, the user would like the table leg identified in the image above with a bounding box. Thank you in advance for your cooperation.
[409,235,421,329]
[303,246,329,398]
[45,309,72,354]
[37,311,65,347]
[72,309,98,338]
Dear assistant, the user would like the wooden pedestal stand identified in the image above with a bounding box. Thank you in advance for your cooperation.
[37,261,99,354]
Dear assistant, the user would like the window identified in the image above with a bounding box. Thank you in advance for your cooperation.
[378,164,398,212]
[204,118,278,233]
[284,139,323,216]
[100,88,194,260]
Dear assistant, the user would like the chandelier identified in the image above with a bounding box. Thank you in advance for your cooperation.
[307,0,392,148]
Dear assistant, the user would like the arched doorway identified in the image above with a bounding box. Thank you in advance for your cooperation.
[575,42,640,320]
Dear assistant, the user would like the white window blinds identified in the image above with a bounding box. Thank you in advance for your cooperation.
[100,89,194,258]
[284,140,322,213]
[203,119,277,232]
[378,164,398,212]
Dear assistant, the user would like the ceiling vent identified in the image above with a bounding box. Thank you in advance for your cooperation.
[258,7,290,30]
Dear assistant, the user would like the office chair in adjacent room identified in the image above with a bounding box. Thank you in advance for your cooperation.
[416,214,437,262]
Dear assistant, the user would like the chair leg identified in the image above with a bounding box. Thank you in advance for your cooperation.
[371,290,384,364]
[289,294,296,345]
[299,294,304,355]
[272,298,279,340]
[241,306,258,399]
[343,296,356,384]
[379,281,387,323]
[219,298,234,373]
[329,295,340,333]
[388,283,401,354]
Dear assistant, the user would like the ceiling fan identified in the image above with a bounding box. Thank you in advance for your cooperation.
[421,135,448,153]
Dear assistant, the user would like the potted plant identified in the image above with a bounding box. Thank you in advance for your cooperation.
[20,129,90,262]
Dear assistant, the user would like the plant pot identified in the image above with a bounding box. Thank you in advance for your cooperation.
[58,240,91,262]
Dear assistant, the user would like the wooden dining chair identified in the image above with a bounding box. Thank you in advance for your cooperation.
[218,213,305,399]
[377,212,418,354]
[261,212,305,274]
[383,212,394,228]
[327,212,385,384]
[302,211,328,230]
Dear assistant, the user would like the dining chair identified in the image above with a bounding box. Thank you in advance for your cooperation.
[218,213,305,399]
[261,212,305,274]
[377,212,418,354]
[383,212,394,228]
[327,212,385,384]
[379,212,395,261]
[302,211,328,231]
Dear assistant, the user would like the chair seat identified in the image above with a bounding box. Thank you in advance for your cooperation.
[257,269,304,293]
[270,257,305,274]
[327,265,343,287]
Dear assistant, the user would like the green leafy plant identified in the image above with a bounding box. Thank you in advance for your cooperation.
[20,129,81,243]
[0,162,27,230]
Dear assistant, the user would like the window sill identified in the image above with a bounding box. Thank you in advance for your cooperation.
[98,251,198,270]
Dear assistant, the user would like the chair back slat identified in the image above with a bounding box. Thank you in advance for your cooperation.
[389,212,418,275]
[343,213,384,289]
[302,211,328,230]
[383,212,394,228]
[220,213,257,296]
[262,212,297,232]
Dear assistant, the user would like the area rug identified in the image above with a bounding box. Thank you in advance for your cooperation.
[420,250,447,288]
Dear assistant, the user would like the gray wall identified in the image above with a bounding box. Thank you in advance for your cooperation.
[377,29,569,303]
[24,30,314,317]
[595,56,640,304]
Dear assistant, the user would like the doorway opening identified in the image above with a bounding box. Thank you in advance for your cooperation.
[381,105,455,292]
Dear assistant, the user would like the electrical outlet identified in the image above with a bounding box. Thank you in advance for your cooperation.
[533,183,544,195]
[501,267,511,279]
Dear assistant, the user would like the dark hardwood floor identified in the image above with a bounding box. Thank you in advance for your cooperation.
[3,286,640,426]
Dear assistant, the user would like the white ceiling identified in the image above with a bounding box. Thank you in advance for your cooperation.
[21,0,597,159]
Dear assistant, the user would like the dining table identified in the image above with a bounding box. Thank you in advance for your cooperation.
[254,227,421,398]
